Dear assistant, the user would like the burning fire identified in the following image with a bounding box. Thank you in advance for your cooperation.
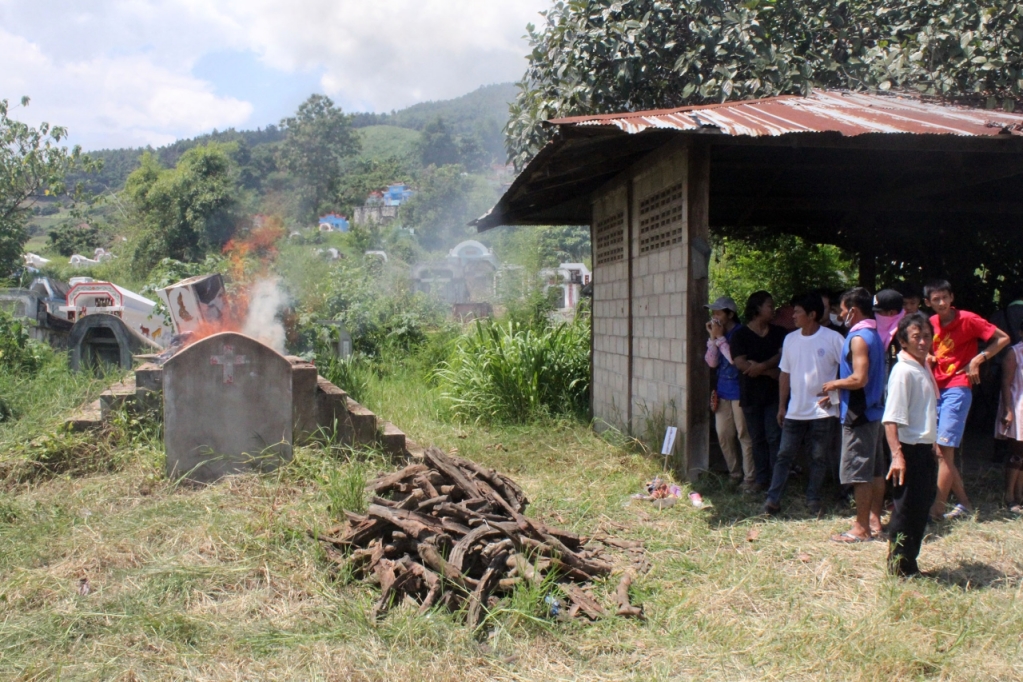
[168,216,290,353]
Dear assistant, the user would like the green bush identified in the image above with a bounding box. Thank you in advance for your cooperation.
[0,311,48,374]
[437,318,590,424]
[47,221,102,257]
[317,353,370,404]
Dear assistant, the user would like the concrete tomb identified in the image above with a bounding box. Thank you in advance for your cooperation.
[163,332,294,483]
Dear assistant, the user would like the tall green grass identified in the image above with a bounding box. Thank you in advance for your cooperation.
[436,318,590,424]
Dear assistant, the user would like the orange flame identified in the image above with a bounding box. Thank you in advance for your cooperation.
[175,215,286,348]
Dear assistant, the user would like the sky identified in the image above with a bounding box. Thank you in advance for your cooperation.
[0,0,547,150]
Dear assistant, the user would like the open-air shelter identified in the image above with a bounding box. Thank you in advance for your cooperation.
[473,90,1023,477]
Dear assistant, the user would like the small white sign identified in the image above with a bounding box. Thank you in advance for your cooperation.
[661,427,678,456]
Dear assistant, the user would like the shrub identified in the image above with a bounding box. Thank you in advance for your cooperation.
[437,317,590,424]
[47,222,101,257]
[0,311,48,374]
[317,353,370,404]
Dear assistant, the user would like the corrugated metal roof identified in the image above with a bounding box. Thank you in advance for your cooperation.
[551,90,1023,138]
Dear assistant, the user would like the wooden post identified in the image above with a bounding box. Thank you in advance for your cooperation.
[685,141,711,478]
[858,249,878,291]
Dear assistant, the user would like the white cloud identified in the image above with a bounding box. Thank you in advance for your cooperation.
[0,28,253,149]
[211,0,541,110]
[0,0,546,148]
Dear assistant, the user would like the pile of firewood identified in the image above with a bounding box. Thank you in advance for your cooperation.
[316,446,643,627]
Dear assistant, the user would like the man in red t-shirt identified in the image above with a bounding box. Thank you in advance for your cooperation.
[927,279,1010,521]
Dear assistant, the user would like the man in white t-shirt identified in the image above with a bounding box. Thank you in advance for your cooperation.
[882,312,938,576]
[763,293,844,516]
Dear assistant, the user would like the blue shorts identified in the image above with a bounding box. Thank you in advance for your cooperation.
[936,387,973,448]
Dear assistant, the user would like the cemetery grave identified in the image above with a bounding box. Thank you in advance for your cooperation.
[67,330,415,483]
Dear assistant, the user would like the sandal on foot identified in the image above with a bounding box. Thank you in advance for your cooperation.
[944,503,971,520]
[830,531,872,544]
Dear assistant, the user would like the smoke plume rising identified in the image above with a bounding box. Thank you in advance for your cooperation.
[241,277,287,353]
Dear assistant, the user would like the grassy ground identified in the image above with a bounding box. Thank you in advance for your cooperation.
[1,364,1022,680]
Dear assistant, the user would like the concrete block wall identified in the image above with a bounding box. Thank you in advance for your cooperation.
[591,181,630,430]
[629,148,689,438]
[589,146,694,452]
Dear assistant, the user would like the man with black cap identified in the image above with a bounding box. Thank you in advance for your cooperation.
[705,296,756,488]
[874,288,906,379]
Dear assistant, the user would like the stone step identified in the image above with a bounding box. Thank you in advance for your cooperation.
[134,362,163,413]
[379,421,407,458]
[345,398,378,446]
[100,376,137,420]
[66,399,102,432]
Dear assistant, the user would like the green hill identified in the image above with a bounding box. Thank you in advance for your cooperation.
[80,83,516,194]
[356,125,421,162]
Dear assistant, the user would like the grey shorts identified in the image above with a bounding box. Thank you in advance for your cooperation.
[840,421,885,485]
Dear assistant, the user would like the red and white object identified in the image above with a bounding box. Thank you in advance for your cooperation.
[59,281,172,345]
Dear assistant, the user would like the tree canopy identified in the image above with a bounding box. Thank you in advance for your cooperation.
[124,144,237,275]
[278,95,361,220]
[507,0,1023,168]
[0,97,94,280]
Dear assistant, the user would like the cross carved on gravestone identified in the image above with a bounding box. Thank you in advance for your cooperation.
[209,344,249,384]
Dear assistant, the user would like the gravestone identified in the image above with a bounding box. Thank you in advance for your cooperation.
[163,332,293,483]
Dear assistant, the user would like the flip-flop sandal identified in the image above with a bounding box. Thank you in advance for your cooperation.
[830,531,872,544]
[944,503,971,520]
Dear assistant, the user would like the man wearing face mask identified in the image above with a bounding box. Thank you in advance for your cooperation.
[822,288,888,542]
[874,289,906,375]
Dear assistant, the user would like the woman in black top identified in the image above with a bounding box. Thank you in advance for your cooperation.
[729,291,788,491]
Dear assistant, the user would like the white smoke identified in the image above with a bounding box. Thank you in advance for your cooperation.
[242,277,288,353]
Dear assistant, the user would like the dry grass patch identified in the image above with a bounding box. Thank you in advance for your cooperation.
[1,373,1023,679]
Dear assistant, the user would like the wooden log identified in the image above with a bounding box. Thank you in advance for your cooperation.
[367,504,450,540]
[337,517,387,547]
[367,464,428,493]
[592,534,644,550]
[497,577,521,591]
[559,584,605,620]
[449,526,504,573]
[414,475,440,499]
[418,583,442,615]
[417,494,449,511]
[615,573,643,618]
[451,453,529,511]
[467,550,509,629]
[417,542,476,590]
[539,532,612,576]
[424,447,482,499]
[396,489,426,511]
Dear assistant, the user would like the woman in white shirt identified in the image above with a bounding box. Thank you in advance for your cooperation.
[882,312,938,577]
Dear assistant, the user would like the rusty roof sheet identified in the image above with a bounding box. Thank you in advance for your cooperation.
[551,90,1023,138]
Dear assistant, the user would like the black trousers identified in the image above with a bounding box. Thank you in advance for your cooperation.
[887,442,938,576]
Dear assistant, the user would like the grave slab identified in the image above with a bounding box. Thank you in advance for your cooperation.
[163,332,293,483]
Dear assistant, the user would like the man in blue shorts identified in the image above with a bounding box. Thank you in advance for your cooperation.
[926,280,1009,520]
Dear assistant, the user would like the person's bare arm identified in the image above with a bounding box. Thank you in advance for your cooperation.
[1002,349,1017,426]
[777,372,790,425]
[968,328,1011,384]
[822,336,868,393]
[744,351,780,378]
[884,422,906,486]
[733,354,752,373]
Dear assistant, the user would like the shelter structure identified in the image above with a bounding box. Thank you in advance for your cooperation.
[474,90,1023,477]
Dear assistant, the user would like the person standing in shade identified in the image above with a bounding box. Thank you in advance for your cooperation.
[763,293,843,516]
[926,279,1009,520]
[883,313,939,576]
[996,318,1023,514]
[705,296,756,488]
[822,288,887,543]
[730,291,788,492]
[899,283,923,316]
